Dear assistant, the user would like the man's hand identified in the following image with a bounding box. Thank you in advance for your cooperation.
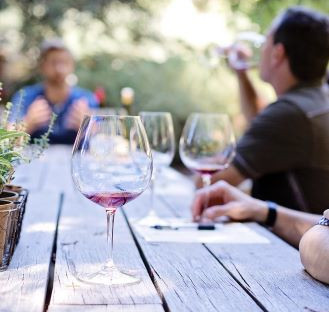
[227,43,253,72]
[66,98,91,130]
[24,97,52,134]
[191,180,267,223]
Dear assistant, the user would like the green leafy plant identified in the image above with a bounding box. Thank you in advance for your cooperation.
[0,86,56,191]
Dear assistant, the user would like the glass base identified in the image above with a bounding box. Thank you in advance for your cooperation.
[137,212,169,227]
[74,263,140,286]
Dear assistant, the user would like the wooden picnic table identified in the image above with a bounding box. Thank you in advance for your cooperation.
[0,145,328,312]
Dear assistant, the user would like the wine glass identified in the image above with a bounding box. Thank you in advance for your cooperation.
[137,112,175,226]
[227,31,265,70]
[71,115,153,286]
[180,113,235,191]
[202,31,265,70]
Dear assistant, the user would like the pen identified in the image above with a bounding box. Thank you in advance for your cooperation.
[151,224,216,230]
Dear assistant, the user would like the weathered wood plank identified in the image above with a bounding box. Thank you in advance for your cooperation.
[206,224,329,312]
[41,158,75,194]
[124,194,262,312]
[39,146,75,194]
[48,304,164,312]
[50,192,162,306]
[0,191,61,312]
[161,170,329,312]
[11,145,72,193]
[13,159,47,192]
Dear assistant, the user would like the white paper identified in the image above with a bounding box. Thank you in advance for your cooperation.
[133,219,270,244]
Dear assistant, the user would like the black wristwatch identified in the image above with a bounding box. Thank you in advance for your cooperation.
[265,201,277,227]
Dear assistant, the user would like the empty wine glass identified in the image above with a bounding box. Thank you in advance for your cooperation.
[71,115,153,286]
[202,31,265,70]
[180,113,235,191]
[228,32,265,70]
[137,112,175,226]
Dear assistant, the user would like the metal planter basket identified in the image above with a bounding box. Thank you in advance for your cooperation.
[0,187,28,271]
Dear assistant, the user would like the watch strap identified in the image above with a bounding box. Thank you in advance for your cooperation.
[265,201,277,227]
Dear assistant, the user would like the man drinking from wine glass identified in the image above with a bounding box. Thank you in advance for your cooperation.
[10,38,99,144]
[203,6,329,215]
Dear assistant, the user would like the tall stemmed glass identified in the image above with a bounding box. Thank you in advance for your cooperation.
[71,115,153,286]
[180,113,235,193]
[137,112,175,226]
[228,32,265,70]
[202,31,265,70]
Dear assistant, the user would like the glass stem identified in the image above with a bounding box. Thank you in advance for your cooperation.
[148,169,157,217]
[201,174,212,211]
[105,209,116,268]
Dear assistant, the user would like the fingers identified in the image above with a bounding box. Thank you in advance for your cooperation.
[202,201,250,221]
[66,98,91,130]
[194,174,204,189]
[202,203,235,221]
[191,180,230,221]
[25,98,52,133]
[191,189,207,221]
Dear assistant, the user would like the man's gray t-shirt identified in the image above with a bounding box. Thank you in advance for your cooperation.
[233,83,329,214]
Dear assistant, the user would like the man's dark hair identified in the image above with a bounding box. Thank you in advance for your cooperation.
[273,6,329,83]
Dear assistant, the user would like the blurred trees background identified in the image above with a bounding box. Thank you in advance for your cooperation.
[0,0,328,137]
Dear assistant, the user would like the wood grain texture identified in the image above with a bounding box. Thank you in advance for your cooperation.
[50,192,162,306]
[124,194,262,312]
[48,304,164,312]
[39,146,75,194]
[13,159,47,192]
[0,191,61,312]
[206,224,329,312]
[160,170,329,312]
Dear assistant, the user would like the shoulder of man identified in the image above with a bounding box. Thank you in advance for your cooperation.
[251,96,308,127]
[11,83,43,106]
[277,84,329,118]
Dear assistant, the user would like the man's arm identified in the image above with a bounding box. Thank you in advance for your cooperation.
[272,205,319,247]
[236,71,267,122]
[191,181,319,247]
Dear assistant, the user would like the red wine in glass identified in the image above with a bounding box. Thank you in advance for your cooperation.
[83,191,141,213]
[179,113,236,190]
[193,164,228,176]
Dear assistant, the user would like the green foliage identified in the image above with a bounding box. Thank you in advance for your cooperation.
[229,0,329,32]
[0,0,153,51]
[0,128,28,185]
[0,97,56,189]
[1,0,328,147]
[32,114,56,152]
[76,53,239,140]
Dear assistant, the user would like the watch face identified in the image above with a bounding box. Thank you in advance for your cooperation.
[318,217,329,226]
[324,209,329,219]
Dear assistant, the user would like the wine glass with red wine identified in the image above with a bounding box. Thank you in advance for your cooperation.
[179,113,235,189]
[71,115,153,286]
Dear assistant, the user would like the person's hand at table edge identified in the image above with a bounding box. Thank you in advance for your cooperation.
[191,180,268,223]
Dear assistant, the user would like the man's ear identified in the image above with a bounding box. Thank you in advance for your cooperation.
[271,43,286,67]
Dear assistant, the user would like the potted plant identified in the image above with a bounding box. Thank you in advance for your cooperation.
[0,90,56,270]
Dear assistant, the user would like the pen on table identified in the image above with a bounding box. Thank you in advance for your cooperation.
[151,223,216,230]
